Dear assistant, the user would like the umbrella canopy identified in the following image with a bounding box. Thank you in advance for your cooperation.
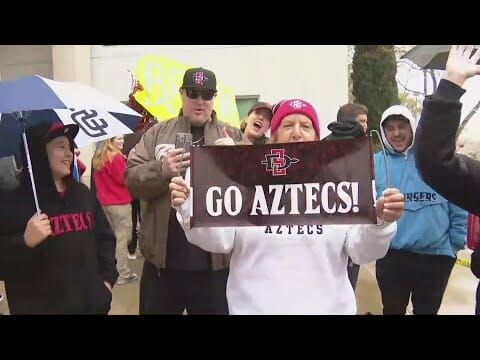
[0,75,141,157]
[401,45,480,70]
[0,75,142,213]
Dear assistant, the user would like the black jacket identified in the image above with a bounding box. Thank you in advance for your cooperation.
[323,118,366,141]
[0,122,118,314]
[415,78,480,279]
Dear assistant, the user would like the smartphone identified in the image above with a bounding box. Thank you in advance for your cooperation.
[175,133,193,152]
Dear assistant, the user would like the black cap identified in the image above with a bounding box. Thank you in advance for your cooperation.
[248,102,273,119]
[181,67,217,91]
[44,122,79,143]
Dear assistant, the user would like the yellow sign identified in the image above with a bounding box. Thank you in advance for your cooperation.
[134,55,240,127]
[456,257,471,268]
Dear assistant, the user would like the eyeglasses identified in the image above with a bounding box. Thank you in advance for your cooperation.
[184,88,216,101]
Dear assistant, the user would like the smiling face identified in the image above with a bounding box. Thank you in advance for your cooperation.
[112,135,124,152]
[244,108,272,141]
[272,114,318,144]
[46,136,73,180]
[383,116,413,152]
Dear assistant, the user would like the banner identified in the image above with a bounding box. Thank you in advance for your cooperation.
[134,55,240,127]
[191,137,377,227]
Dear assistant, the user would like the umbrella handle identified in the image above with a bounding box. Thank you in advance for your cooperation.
[21,128,41,215]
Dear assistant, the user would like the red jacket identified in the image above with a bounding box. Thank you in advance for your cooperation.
[94,153,132,205]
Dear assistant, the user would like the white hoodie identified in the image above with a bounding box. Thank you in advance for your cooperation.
[175,171,397,315]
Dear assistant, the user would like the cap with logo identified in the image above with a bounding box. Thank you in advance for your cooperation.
[181,67,217,92]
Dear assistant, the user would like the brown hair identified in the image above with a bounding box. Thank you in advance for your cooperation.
[337,103,368,122]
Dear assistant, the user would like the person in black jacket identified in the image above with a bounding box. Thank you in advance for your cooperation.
[324,103,368,291]
[0,122,118,314]
[415,45,480,315]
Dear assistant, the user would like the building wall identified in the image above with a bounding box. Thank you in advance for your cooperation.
[0,45,349,187]
[0,45,53,80]
[90,45,349,138]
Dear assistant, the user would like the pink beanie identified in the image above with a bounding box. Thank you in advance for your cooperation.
[270,99,320,138]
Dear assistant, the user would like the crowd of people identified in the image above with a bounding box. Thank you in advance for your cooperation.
[0,45,479,315]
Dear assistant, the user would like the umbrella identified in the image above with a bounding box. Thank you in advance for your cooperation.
[400,45,480,70]
[0,75,142,213]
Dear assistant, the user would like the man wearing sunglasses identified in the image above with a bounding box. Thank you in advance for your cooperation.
[126,67,245,314]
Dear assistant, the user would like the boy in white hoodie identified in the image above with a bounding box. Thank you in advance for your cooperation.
[170,99,405,315]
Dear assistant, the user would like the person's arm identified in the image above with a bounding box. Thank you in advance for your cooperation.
[345,188,404,264]
[126,126,170,200]
[175,199,235,254]
[448,202,468,253]
[93,193,119,287]
[416,45,480,214]
[345,221,397,265]
[170,170,235,253]
[0,212,52,277]
[127,125,190,200]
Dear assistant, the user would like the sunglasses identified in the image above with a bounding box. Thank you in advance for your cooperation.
[184,88,216,101]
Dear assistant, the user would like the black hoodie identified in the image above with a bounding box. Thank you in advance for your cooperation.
[323,118,366,141]
[415,78,480,280]
[0,122,118,314]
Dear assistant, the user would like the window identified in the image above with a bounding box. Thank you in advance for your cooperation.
[235,95,259,120]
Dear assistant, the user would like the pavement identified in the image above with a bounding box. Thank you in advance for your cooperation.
[0,250,477,315]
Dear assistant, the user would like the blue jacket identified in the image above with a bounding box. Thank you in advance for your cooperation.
[375,105,467,258]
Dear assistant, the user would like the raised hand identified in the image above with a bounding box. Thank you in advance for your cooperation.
[24,212,52,248]
[446,45,480,87]
[375,188,405,223]
[214,127,236,146]
[161,148,191,179]
[169,176,191,207]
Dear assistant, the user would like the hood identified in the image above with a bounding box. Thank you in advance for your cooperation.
[327,118,365,139]
[20,122,76,194]
[380,105,416,154]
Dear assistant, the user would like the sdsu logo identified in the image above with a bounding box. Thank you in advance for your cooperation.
[193,71,208,86]
[261,149,299,176]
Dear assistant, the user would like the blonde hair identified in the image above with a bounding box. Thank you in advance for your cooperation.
[92,137,122,171]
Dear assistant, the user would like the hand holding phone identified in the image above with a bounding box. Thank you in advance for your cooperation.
[175,133,193,177]
[175,133,193,152]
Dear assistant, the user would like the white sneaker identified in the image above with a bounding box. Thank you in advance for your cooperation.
[127,253,137,260]
[116,273,138,285]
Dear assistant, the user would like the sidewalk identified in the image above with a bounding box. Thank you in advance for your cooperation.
[0,251,477,315]
[356,249,478,315]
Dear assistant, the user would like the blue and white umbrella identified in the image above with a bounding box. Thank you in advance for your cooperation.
[0,75,142,213]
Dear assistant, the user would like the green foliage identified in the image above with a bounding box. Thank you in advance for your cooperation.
[351,45,400,148]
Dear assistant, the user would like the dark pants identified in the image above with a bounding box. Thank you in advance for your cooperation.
[376,249,455,315]
[139,260,229,315]
[128,199,140,255]
[347,258,360,291]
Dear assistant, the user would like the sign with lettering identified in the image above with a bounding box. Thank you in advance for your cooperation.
[191,137,377,227]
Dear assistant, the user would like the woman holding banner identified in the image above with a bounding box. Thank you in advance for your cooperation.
[169,99,405,315]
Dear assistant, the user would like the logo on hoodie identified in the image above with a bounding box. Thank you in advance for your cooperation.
[49,211,93,236]
[261,149,299,176]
